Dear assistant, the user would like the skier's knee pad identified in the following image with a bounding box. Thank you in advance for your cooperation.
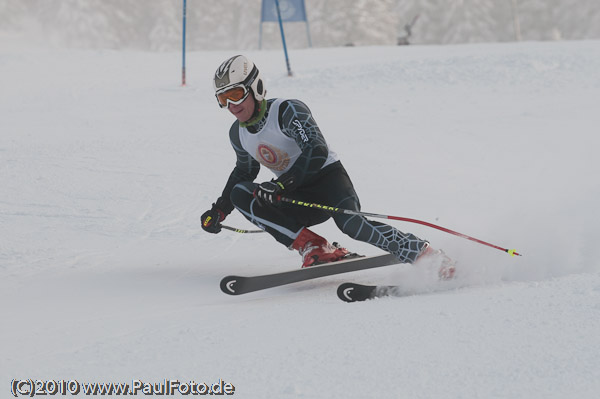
[230,182,258,210]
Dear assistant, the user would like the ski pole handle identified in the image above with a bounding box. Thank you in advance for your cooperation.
[279,197,522,256]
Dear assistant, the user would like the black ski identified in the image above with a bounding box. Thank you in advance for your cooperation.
[337,283,400,302]
[220,254,399,296]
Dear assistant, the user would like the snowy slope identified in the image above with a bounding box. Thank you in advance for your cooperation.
[2,40,600,398]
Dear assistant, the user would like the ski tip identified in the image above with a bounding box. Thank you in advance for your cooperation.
[337,282,375,303]
[220,276,242,295]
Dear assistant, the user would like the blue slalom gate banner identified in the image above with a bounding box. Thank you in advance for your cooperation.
[261,0,308,23]
[259,0,312,50]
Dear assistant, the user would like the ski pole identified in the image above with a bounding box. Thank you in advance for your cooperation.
[279,197,522,257]
[221,225,264,234]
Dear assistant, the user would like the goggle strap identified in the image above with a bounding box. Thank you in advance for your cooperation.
[242,65,259,88]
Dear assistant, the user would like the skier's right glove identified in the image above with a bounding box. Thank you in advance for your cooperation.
[201,202,226,234]
[254,180,285,207]
[254,173,297,207]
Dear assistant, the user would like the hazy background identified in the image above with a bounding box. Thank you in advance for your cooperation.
[1,0,600,51]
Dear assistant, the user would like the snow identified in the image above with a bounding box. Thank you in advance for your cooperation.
[2,39,600,398]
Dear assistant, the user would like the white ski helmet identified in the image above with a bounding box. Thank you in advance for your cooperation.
[213,55,266,108]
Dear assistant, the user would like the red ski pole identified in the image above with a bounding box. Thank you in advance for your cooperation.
[280,197,522,257]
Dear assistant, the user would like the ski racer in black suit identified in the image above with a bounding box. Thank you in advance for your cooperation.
[201,55,453,276]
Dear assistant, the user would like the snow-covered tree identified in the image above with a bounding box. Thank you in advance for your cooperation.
[147,0,181,51]
[443,0,500,44]
[552,0,600,40]
[1,0,600,50]
[516,0,557,41]
[0,0,28,31]
[32,0,120,48]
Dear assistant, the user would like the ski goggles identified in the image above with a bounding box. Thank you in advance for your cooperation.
[215,85,250,108]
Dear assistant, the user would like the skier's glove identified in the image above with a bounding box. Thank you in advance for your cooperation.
[254,174,296,207]
[201,202,226,234]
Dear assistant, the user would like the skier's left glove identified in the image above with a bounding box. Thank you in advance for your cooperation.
[254,174,296,207]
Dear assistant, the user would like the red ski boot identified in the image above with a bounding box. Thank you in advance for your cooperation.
[416,243,456,280]
[291,228,350,268]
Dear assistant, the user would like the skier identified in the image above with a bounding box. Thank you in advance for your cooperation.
[201,55,454,276]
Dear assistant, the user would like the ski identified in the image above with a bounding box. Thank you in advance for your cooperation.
[220,254,399,296]
[337,261,458,302]
[337,283,400,302]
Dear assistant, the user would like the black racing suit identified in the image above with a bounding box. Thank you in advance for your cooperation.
[215,99,427,263]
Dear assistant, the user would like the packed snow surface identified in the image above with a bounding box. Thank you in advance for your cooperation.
[2,40,600,398]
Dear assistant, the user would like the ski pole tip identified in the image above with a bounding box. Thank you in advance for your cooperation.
[507,249,522,257]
